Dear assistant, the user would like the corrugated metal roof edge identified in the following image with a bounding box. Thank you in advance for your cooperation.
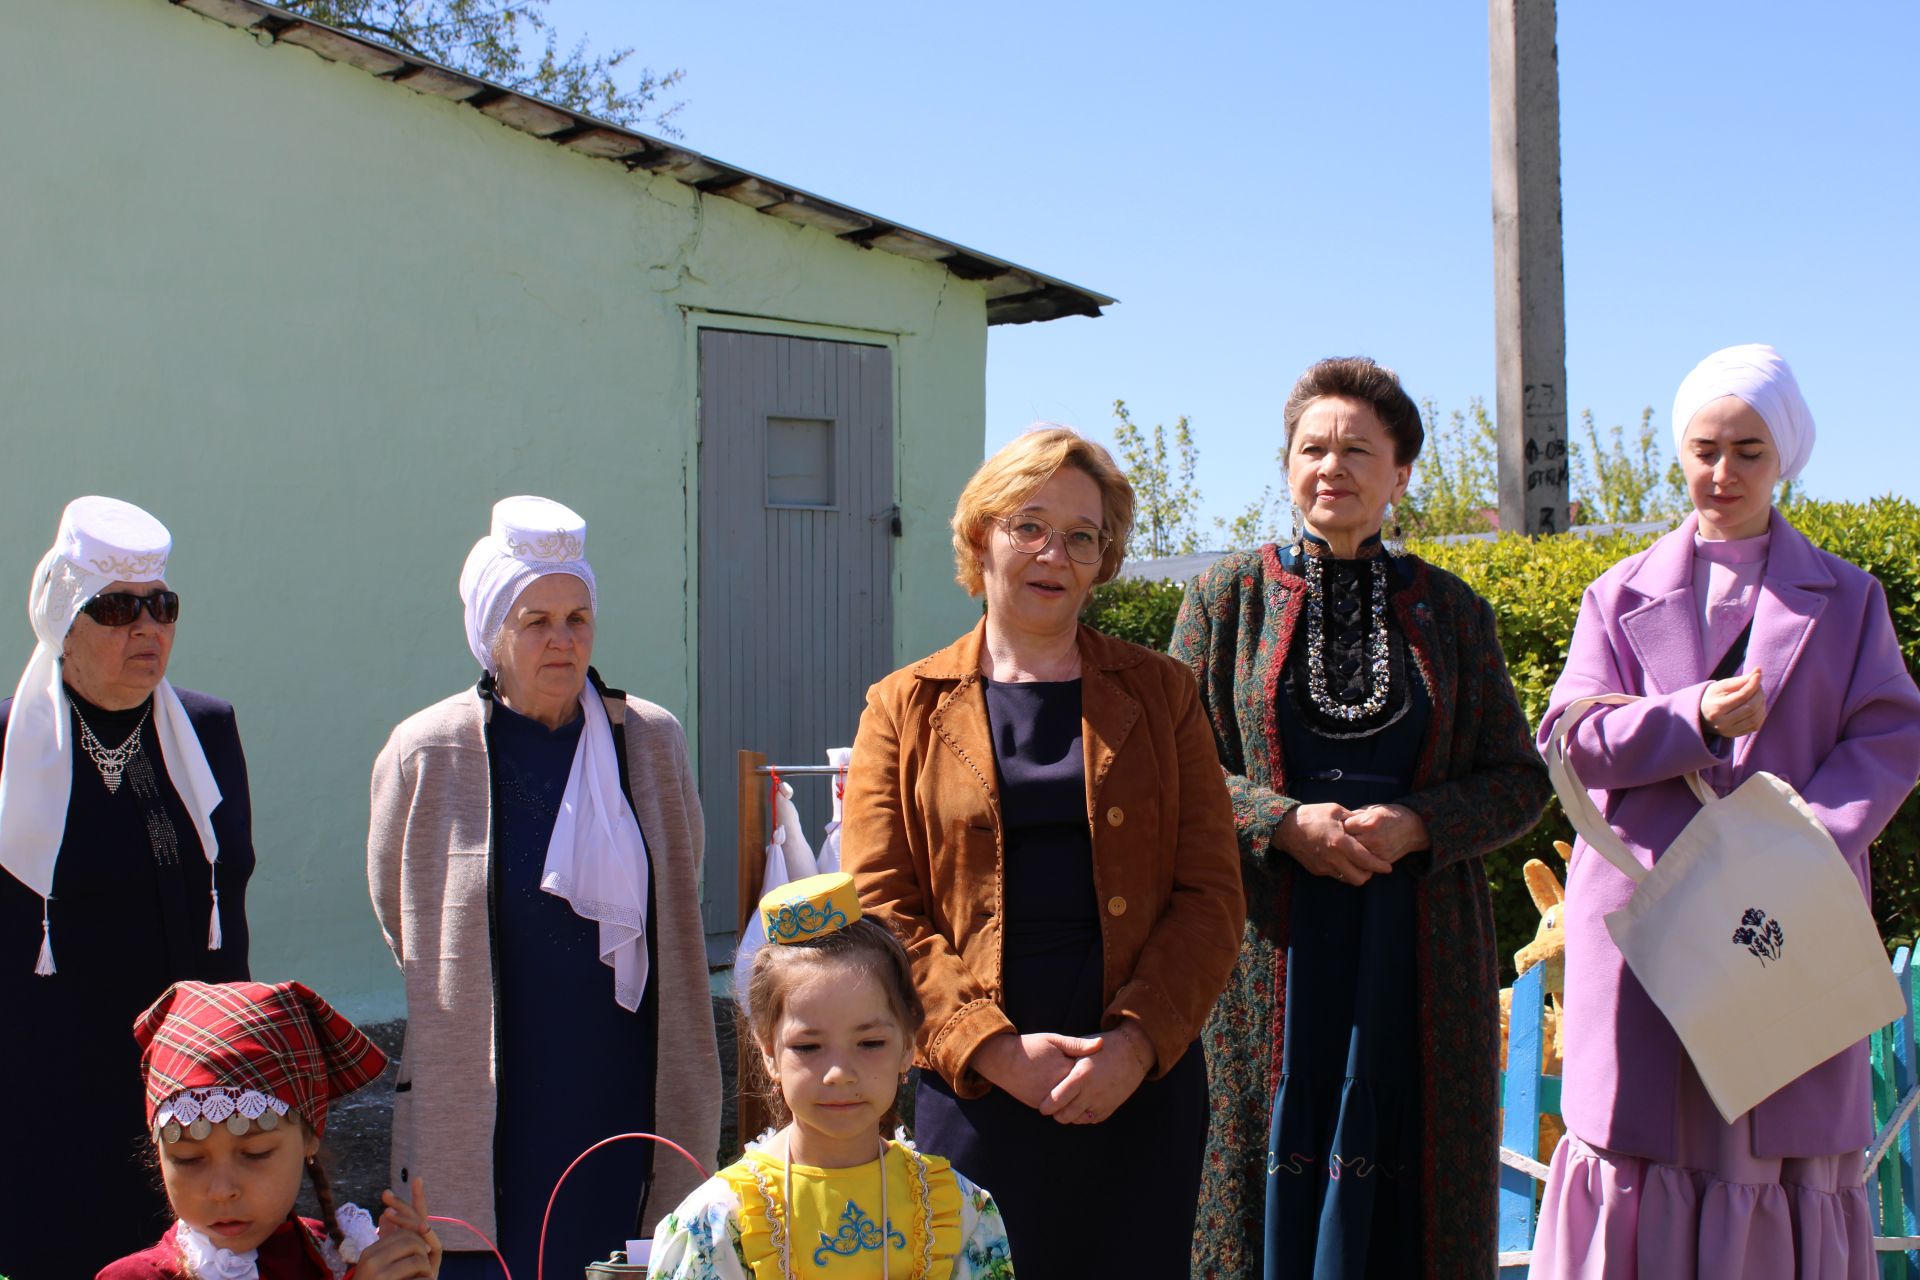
[164,0,1115,326]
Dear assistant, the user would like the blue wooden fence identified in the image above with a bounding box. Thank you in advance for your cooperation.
[1497,947,1920,1277]
[1497,963,1554,1277]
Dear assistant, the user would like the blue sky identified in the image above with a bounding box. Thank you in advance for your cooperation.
[548,1,1917,520]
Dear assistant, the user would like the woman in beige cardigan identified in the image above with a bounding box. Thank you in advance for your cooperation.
[367,496,719,1278]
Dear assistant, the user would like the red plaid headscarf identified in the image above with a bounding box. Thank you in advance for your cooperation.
[134,980,387,1138]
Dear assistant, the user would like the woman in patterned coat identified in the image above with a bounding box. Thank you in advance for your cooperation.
[1174,357,1550,1279]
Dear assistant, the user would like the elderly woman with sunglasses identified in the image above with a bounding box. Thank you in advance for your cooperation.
[840,428,1245,1277]
[0,497,254,1280]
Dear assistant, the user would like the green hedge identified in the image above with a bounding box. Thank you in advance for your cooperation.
[1090,497,1920,978]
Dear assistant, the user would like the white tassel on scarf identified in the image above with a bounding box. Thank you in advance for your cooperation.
[35,904,54,976]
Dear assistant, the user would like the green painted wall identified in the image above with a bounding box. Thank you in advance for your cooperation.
[0,0,987,1018]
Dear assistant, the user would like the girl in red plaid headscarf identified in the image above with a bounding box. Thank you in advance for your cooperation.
[98,980,443,1280]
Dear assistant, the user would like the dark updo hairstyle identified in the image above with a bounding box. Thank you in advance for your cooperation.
[1282,356,1425,465]
[745,916,925,1131]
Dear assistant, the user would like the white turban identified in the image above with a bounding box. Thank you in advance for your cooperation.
[457,496,649,1011]
[458,496,598,672]
[1671,343,1816,482]
[0,497,225,974]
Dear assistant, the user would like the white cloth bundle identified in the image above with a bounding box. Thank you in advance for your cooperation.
[731,812,796,1016]
[815,747,852,874]
[772,778,818,881]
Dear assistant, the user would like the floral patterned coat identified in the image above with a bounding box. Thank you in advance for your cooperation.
[1172,544,1551,1280]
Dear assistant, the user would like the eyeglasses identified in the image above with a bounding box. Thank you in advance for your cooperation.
[998,515,1112,566]
[80,590,180,627]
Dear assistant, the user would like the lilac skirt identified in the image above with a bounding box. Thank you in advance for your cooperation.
[1529,1058,1873,1280]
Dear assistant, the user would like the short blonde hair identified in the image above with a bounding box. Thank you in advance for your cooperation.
[950,426,1134,596]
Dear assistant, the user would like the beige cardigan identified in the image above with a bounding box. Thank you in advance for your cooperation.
[367,686,721,1250]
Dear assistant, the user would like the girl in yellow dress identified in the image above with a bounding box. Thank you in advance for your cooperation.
[653,873,1013,1279]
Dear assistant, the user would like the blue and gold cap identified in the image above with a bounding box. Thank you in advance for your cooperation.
[760,872,862,945]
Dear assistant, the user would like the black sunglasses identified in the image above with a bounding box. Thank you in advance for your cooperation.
[81,590,180,627]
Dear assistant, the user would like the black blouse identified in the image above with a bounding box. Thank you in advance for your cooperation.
[1283,536,1418,741]
[0,686,254,1278]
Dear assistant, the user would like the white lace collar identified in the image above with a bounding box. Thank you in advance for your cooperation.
[177,1204,376,1280]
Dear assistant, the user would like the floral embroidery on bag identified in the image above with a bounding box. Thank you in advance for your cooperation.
[1732,907,1786,965]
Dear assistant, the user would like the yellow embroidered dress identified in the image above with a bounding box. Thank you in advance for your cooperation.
[653,1137,1013,1280]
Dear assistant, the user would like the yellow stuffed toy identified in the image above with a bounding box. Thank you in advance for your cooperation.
[1499,841,1570,1156]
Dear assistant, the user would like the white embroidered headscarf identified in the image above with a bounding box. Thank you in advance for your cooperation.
[1672,343,1817,482]
[0,497,225,974]
[457,496,651,1011]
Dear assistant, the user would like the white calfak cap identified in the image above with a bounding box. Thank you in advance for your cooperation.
[457,495,597,672]
[54,495,172,585]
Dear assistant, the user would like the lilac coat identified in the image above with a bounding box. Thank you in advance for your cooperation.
[1541,509,1920,1160]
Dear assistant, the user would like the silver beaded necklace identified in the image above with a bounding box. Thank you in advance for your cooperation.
[73,700,152,794]
[1302,550,1392,722]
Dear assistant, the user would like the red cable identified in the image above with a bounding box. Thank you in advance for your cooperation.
[423,1132,708,1280]
[425,1216,509,1277]
[537,1132,710,1280]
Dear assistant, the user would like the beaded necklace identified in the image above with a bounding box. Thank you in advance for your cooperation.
[1302,546,1392,722]
[73,698,151,794]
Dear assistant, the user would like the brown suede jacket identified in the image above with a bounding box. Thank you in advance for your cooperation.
[840,619,1246,1098]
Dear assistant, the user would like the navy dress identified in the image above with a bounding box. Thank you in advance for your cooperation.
[914,678,1209,1276]
[1264,543,1429,1280]
[0,688,253,1280]
[438,692,659,1280]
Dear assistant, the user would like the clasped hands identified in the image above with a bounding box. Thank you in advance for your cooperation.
[1277,801,1428,886]
[972,1021,1154,1127]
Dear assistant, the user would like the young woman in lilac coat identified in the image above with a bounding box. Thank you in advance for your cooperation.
[1529,345,1920,1278]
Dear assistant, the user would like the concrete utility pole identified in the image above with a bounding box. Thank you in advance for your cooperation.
[1489,0,1569,535]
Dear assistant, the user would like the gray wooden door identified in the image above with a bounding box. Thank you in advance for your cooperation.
[697,329,895,947]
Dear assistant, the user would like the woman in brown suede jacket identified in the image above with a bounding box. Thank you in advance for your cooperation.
[841,427,1245,1276]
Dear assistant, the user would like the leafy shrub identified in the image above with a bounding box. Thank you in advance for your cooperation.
[1089,496,1920,977]
[1782,498,1920,951]
[1081,576,1188,649]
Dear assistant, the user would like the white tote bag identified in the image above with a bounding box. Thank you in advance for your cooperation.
[1546,693,1901,1121]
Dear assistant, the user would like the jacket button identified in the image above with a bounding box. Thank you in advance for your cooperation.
[1107,896,1127,917]
[1106,806,1124,827]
